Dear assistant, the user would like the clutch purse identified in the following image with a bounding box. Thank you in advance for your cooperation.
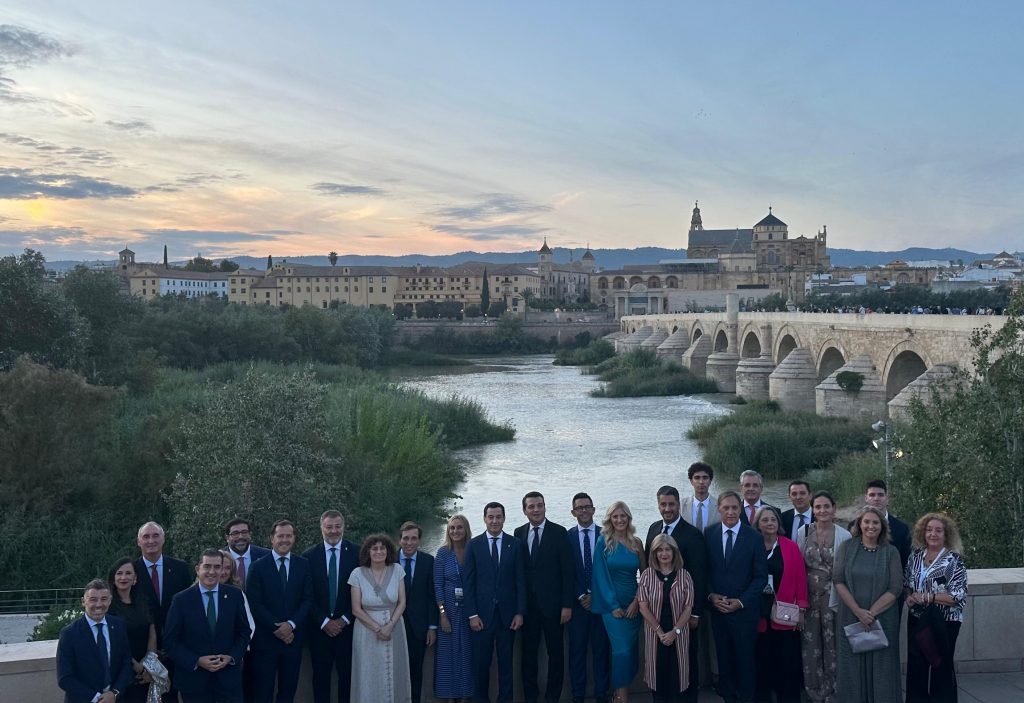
[770,599,800,626]
[843,620,889,653]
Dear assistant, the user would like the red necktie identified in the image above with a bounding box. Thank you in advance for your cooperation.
[237,556,246,589]
[747,505,755,523]
[150,564,160,603]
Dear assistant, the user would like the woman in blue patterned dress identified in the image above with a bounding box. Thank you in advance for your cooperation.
[593,500,646,703]
[433,514,474,702]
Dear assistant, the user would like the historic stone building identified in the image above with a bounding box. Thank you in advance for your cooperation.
[593,203,831,317]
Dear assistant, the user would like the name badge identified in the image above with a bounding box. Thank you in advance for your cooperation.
[454,588,464,602]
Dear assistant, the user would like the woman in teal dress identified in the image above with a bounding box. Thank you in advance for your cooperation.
[593,500,646,703]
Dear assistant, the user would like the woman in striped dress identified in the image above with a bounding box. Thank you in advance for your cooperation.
[433,514,474,702]
[637,533,694,703]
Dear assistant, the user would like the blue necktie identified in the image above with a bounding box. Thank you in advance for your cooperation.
[404,556,413,589]
[725,528,734,562]
[95,623,110,690]
[490,537,499,565]
[279,557,288,589]
[205,591,217,633]
[582,528,593,590]
[328,547,338,610]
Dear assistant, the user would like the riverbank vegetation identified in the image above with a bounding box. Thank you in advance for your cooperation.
[553,339,616,366]
[0,252,515,591]
[687,401,873,479]
[405,315,596,355]
[588,349,718,397]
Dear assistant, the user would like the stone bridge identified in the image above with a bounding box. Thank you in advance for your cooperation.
[613,295,1007,420]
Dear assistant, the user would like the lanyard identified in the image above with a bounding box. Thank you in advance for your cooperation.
[765,541,778,562]
[917,548,947,591]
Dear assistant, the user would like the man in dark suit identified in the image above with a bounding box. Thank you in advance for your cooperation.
[464,501,526,703]
[780,480,814,541]
[566,492,609,703]
[644,485,710,703]
[301,509,359,703]
[705,491,768,703]
[398,521,438,703]
[224,517,272,591]
[738,470,772,526]
[163,549,252,703]
[246,519,313,703]
[513,491,574,703]
[133,520,193,702]
[57,579,134,703]
[862,479,912,568]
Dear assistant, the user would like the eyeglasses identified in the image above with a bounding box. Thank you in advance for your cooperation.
[228,530,250,537]
[573,505,595,512]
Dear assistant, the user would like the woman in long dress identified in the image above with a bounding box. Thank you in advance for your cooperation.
[348,533,412,703]
[797,491,851,703]
[433,514,474,702]
[106,558,158,703]
[904,512,968,702]
[592,500,646,703]
[834,507,902,703]
[637,533,694,703]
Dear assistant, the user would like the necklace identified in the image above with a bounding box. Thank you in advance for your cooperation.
[861,544,878,553]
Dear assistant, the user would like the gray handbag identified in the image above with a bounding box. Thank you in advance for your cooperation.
[843,620,889,653]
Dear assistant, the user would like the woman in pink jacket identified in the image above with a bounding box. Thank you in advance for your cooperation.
[752,505,808,703]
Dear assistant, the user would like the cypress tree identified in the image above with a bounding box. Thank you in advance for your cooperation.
[481,268,490,316]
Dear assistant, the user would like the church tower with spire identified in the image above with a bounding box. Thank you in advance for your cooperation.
[538,238,553,297]
[690,201,703,231]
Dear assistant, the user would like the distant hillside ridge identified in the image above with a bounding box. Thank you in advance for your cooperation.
[45,246,997,272]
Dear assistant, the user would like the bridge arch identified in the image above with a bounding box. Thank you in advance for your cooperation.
[773,324,801,364]
[816,341,847,381]
[690,322,705,344]
[882,342,932,400]
[741,330,762,358]
[714,329,729,352]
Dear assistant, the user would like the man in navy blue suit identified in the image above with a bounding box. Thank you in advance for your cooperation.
[398,521,438,703]
[164,549,252,703]
[862,479,912,568]
[246,519,313,703]
[704,491,768,703]
[514,491,574,703]
[223,518,271,591]
[57,579,134,703]
[464,501,526,703]
[566,492,609,703]
[301,509,359,703]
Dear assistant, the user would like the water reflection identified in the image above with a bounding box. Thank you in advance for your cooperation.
[400,355,793,550]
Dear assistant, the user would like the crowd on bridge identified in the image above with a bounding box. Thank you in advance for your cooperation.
[56,466,968,703]
[796,305,1004,316]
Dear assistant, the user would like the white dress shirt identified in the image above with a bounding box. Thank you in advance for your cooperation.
[692,497,712,527]
[790,509,813,541]
[528,520,547,552]
[142,555,164,604]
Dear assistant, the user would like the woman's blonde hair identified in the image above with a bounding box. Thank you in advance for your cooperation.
[850,506,891,543]
[648,533,683,571]
[601,501,640,555]
[912,512,963,553]
[444,514,472,551]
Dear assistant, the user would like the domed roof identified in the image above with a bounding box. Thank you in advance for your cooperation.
[754,209,787,228]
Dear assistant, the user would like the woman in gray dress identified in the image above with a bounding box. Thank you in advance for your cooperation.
[349,533,412,703]
[833,506,902,703]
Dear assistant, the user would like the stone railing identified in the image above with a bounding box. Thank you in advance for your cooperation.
[4,568,1021,701]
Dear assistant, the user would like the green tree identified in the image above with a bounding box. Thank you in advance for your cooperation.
[481,268,490,316]
[329,251,338,266]
[0,251,89,370]
[62,267,141,382]
[218,259,239,272]
[893,289,1024,567]
[184,255,217,272]
[165,368,340,558]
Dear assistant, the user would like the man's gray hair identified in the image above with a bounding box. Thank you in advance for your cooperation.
[137,521,165,538]
[739,470,763,486]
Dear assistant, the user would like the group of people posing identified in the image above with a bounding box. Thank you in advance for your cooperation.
[56,465,967,703]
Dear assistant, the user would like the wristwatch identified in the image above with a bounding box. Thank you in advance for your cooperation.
[674,627,683,636]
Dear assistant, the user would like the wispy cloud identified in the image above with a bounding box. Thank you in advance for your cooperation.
[0,133,118,168]
[143,171,246,193]
[134,228,278,244]
[0,24,87,116]
[429,223,549,241]
[433,194,552,221]
[105,119,153,132]
[311,181,386,196]
[0,167,136,199]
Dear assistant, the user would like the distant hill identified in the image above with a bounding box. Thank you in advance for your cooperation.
[46,246,996,273]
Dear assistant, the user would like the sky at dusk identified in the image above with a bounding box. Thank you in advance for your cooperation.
[1,2,1022,261]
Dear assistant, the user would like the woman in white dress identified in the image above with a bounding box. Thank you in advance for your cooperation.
[348,533,412,703]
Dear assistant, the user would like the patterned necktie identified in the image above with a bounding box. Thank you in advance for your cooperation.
[150,564,160,604]
[582,528,593,590]
[747,505,756,524]
[490,536,499,565]
[696,503,704,531]
[278,557,288,589]
[725,528,734,561]
[95,623,110,690]
[236,556,246,590]
[205,591,217,633]
[328,547,338,609]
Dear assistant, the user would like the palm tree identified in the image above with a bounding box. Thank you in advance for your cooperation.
[329,251,338,267]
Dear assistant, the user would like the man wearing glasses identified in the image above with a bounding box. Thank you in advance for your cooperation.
[225,518,272,591]
[566,493,610,703]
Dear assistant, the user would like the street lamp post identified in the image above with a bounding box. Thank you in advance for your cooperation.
[871,420,893,481]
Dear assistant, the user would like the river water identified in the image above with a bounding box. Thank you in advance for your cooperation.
[399,355,793,548]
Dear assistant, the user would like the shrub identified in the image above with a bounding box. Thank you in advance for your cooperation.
[588,350,718,397]
[554,340,616,366]
[30,605,80,642]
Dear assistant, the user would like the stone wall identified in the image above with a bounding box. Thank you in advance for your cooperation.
[396,320,619,343]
